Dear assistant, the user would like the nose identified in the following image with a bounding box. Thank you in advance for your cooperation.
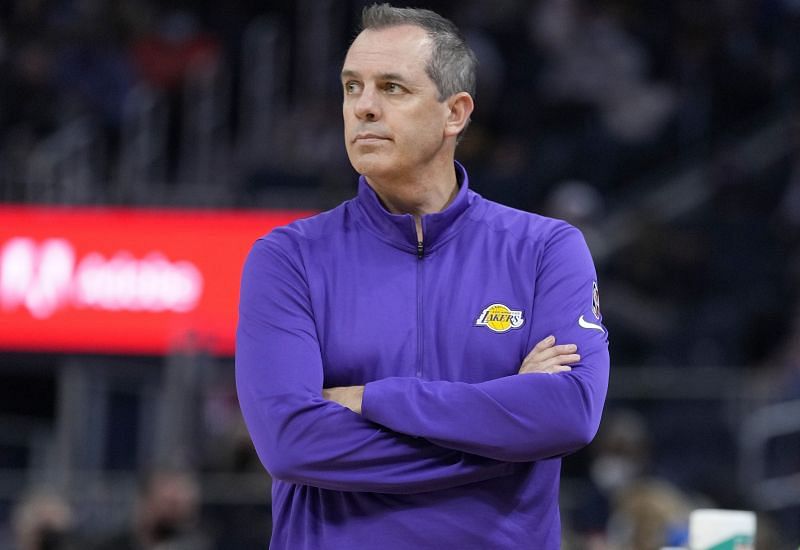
[353,85,381,121]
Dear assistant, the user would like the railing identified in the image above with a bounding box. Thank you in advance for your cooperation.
[116,84,169,201]
[23,117,103,205]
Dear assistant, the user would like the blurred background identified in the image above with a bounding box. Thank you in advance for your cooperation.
[0,0,799,548]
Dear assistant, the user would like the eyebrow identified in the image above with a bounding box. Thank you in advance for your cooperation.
[340,70,410,84]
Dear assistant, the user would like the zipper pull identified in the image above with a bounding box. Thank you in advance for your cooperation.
[417,241,424,259]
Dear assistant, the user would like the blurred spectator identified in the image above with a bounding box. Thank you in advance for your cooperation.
[128,8,222,183]
[590,410,652,497]
[570,409,653,542]
[606,478,692,550]
[130,10,220,93]
[543,179,607,254]
[55,39,136,129]
[0,36,61,200]
[530,0,676,145]
[203,385,262,473]
[12,489,77,550]
[0,38,60,137]
[90,470,211,550]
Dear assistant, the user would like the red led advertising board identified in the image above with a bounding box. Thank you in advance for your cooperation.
[0,205,314,356]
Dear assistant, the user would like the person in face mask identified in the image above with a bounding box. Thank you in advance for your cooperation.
[91,470,211,550]
[589,409,651,495]
[12,489,78,550]
[569,409,654,543]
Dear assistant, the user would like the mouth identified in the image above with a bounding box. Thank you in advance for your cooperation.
[353,133,391,143]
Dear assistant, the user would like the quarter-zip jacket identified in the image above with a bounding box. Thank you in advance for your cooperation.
[236,162,610,549]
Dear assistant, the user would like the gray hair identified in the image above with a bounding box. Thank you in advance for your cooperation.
[359,3,477,102]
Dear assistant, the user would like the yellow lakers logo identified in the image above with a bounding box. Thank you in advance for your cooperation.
[475,304,525,333]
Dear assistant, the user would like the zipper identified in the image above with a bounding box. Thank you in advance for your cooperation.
[416,240,424,377]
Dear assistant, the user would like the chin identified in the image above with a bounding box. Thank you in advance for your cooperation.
[348,153,394,179]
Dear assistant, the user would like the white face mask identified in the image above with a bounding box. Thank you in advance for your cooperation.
[590,455,641,493]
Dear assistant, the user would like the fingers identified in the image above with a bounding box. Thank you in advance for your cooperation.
[548,353,581,365]
[550,365,572,373]
[531,334,556,353]
[519,335,581,375]
[518,354,580,374]
[521,352,581,369]
[524,342,578,363]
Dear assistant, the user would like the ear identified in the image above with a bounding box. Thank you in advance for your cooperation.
[444,92,474,138]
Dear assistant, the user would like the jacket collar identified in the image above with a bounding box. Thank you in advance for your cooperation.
[354,161,476,253]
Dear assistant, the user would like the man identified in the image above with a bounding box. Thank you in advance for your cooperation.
[236,4,609,549]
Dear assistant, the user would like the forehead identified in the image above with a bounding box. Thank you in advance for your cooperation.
[343,25,432,77]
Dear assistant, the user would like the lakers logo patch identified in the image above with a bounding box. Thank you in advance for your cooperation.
[475,303,525,333]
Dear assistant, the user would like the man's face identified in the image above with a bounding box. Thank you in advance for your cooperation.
[341,25,452,182]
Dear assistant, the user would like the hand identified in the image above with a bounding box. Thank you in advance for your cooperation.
[323,385,365,414]
[518,335,580,375]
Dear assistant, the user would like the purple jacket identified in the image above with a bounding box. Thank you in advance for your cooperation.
[236,163,610,549]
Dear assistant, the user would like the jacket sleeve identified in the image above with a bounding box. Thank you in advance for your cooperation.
[360,224,610,462]
[236,234,514,493]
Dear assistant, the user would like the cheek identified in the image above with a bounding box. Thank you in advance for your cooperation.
[415,103,448,132]
[401,114,445,149]
[342,109,355,134]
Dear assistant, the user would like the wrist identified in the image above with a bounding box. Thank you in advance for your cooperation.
[353,385,364,414]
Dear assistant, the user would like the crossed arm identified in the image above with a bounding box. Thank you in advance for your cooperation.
[237,224,609,491]
[324,335,581,414]
[237,236,517,494]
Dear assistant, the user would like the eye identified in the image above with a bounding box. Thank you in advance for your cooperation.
[343,81,361,94]
[383,82,405,94]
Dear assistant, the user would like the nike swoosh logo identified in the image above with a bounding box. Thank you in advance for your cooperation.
[578,315,605,333]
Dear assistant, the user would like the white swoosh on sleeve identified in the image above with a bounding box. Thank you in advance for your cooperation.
[578,315,605,333]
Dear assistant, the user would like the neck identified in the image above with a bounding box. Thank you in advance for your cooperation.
[368,164,458,242]
[366,160,459,218]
